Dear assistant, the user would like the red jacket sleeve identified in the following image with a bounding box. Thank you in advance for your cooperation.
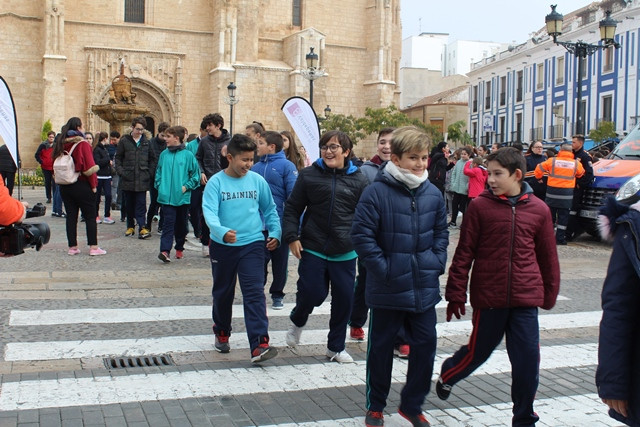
[0,179,25,226]
[74,141,98,188]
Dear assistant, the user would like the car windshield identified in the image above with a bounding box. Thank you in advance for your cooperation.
[610,125,640,159]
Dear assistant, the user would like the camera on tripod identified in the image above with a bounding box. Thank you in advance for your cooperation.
[0,203,51,255]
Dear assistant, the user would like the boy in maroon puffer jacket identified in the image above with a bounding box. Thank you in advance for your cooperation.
[436,147,560,426]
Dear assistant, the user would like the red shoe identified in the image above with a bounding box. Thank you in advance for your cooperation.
[250,337,277,363]
[398,409,430,426]
[175,250,183,259]
[365,410,384,427]
[350,326,365,341]
[394,344,410,359]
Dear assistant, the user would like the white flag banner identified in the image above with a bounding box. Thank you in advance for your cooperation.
[281,96,320,162]
[0,77,18,168]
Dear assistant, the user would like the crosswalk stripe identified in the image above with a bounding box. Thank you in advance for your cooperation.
[8,295,571,326]
[0,343,599,411]
[264,393,615,427]
[3,311,602,361]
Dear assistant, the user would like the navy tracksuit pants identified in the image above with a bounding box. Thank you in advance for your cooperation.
[366,307,437,416]
[289,251,356,353]
[262,230,289,299]
[159,204,188,254]
[210,240,270,353]
[440,307,540,426]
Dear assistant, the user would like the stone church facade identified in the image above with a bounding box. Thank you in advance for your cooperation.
[1,0,401,168]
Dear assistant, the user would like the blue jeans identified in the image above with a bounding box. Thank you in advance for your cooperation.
[210,240,269,353]
[159,205,188,254]
[289,251,356,353]
[52,183,63,215]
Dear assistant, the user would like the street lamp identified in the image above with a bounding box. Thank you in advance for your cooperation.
[318,105,332,122]
[545,5,620,134]
[224,81,239,134]
[300,47,325,109]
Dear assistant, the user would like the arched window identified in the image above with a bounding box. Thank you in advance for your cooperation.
[125,0,145,23]
[293,0,302,26]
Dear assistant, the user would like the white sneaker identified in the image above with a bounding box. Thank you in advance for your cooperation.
[202,244,209,258]
[285,322,303,347]
[326,349,354,363]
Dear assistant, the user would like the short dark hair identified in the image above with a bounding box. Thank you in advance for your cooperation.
[109,130,121,139]
[377,127,395,140]
[227,134,257,156]
[319,130,353,158]
[202,113,224,128]
[485,147,526,182]
[512,142,524,152]
[165,126,186,142]
[47,131,56,137]
[157,122,170,133]
[199,120,207,131]
[461,146,473,156]
[263,131,284,152]
[131,116,147,128]
[572,134,585,143]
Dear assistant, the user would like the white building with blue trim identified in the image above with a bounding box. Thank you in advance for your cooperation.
[468,0,638,146]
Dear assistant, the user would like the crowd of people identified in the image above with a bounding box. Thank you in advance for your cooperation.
[0,115,633,427]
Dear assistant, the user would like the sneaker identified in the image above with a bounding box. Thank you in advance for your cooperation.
[435,376,452,400]
[251,338,278,363]
[272,297,284,310]
[158,251,171,263]
[175,250,183,259]
[102,217,115,224]
[398,409,430,427]
[350,326,365,341]
[67,247,81,256]
[46,198,52,204]
[96,217,102,224]
[120,217,126,222]
[285,322,303,347]
[202,244,209,258]
[157,227,163,235]
[394,344,410,359]
[153,215,160,222]
[89,247,107,256]
[326,349,354,363]
[125,227,135,237]
[365,410,384,427]
[139,227,151,239]
[213,328,230,353]
[448,222,457,229]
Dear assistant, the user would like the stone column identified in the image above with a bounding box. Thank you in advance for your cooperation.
[42,0,67,129]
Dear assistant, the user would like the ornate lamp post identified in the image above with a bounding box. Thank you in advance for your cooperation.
[545,5,620,134]
[300,47,325,109]
[224,82,239,134]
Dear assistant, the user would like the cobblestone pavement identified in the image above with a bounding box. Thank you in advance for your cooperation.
[0,187,622,426]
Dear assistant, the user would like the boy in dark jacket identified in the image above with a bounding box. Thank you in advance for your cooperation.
[352,126,448,427]
[597,197,640,427]
[436,147,560,426]
[251,131,298,309]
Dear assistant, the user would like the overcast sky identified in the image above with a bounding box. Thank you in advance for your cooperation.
[401,0,594,43]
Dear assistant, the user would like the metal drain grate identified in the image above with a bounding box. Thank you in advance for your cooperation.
[104,354,174,369]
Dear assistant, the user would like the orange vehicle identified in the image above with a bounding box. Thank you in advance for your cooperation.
[578,126,640,236]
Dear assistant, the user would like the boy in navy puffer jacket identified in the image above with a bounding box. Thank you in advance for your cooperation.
[352,126,449,427]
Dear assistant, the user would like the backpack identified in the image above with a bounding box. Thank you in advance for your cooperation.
[53,142,81,185]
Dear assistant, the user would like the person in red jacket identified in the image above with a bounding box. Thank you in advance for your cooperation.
[35,131,56,203]
[463,156,488,200]
[435,147,560,426]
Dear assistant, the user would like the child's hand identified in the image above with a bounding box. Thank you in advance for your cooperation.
[289,240,303,259]
[223,230,237,243]
[446,302,466,321]
[602,398,628,418]
[182,186,186,193]
[200,173,208,185]
[266,237,279,251]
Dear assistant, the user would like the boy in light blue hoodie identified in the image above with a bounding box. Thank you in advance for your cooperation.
[202,133,281,364]
[154,126,200,263]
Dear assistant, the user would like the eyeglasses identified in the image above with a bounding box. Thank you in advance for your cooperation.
[320,144,342,153]
[532,145,543,149]
[133,127,145,132]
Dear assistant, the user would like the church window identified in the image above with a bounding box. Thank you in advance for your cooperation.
[125,0,145,23]
[293,0,302,26]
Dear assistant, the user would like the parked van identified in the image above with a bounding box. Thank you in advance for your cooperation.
[578,125,640,236]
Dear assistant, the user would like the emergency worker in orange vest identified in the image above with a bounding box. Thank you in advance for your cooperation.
[534,142,585,245]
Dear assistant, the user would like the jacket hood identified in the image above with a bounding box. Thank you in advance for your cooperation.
[259,151,286,162]
[167,143,185,152]
[598,196,640,241]
[314,158,359,175]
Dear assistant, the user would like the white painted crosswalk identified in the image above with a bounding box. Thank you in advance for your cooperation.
[0,295,616,426]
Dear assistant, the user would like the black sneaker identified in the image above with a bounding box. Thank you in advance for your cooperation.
[213,328,230,353]
[435,376,452,400]
[158,251,170,263]
[365,410,384,427]
[398,409,430,427]
[250,337,278,363]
